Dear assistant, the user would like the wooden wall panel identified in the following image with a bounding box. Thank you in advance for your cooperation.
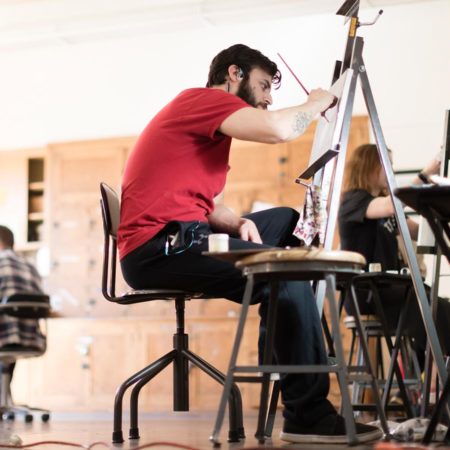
[225,115,369,216]
[6,116,369,413]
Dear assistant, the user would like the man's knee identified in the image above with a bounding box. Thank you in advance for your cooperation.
[276,281,317,315]
[271,206,300,224]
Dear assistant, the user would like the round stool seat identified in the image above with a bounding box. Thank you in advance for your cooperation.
[235,248,366,281]
[344,315,382,329]
[0,348,44,365]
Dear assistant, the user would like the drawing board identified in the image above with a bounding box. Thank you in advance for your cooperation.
[297,68,353,180]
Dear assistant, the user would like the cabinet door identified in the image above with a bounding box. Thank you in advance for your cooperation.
[12,319,86,410]
[13,318,156,411]
[84,320,143,409]
[47,141,129,316]
[0,149,45,247]
[188,316,259,410]
[135,320,182,410]
[48,143,127,204]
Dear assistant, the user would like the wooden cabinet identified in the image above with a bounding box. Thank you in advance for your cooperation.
[46,137,135,317]
[12,318,140,411]
[4,116,369,413]
[225,115,369,216]
[12,312,260,412]
[0,148,46,251]
[27,158,45,243]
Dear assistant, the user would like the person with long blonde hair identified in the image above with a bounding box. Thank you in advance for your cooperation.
[338,143,439,268]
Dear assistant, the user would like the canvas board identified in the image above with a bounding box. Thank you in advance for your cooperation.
[297,68,353,180]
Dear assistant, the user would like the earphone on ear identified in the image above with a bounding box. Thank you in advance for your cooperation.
[236,68,244,80]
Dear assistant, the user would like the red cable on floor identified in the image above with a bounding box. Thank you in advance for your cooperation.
[0,439,203,450]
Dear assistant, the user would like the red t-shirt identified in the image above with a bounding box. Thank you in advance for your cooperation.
[118,88,249,259]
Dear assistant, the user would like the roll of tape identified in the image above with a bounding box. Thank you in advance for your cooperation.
[418,216,435,247]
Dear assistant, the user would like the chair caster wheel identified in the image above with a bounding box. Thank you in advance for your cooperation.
[25,414,33,423]
[41,413,50,422]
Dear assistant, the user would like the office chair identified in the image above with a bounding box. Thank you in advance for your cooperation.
[0,292,50,422]
[99,182,244,444]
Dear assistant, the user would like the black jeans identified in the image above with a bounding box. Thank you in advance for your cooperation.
[121,207,336,426]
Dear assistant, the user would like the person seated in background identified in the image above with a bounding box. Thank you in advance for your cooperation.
[0,225,46,380]
[338,143,450,368]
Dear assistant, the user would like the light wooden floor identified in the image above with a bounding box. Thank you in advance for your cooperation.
[0,410,437,450]
[0,410,378,450]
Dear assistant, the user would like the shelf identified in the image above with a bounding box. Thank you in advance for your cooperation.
[16,241,42,252]
[29,181,44,191]
[27,158,45,243]
[28,212,44,221]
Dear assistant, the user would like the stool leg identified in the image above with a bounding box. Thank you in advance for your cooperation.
[210,274,255,446]
[350,333,365,408]
[325,274,357,445]
[264,379,280,438]
[255,280,279,443]
[370,281,414,418]
[349,282,389,436]
[348,329,357,366]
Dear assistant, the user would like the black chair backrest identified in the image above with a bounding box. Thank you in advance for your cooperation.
[100,182,120,239]
[0,292,50,319]
[100,182,120,301]
[99,182,197,303]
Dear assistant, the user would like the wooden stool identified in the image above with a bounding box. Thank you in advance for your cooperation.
[210,248,389,446]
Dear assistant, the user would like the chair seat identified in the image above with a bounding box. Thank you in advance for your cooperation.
[0,348,44,362]
[117,289,203,305]
[344,314,381,324]
[344,315,382,330]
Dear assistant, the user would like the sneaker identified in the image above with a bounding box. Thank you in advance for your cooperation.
[280,414,383,444]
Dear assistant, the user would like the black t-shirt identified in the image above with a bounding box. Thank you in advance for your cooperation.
[338,189,400,271]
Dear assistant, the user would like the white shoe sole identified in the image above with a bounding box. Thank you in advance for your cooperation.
[280,428,383,444]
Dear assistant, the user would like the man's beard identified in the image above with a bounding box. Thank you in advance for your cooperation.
[236,79,266,109]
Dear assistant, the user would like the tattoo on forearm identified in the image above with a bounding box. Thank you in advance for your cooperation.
[292,111,312,135]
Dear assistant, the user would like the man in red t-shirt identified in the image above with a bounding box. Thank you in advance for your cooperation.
[119,44,381,444]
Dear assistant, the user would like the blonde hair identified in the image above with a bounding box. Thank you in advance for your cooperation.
[343,144,389,193]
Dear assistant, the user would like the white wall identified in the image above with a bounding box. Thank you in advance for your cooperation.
[0,0,449,171]
[0,1,449,290]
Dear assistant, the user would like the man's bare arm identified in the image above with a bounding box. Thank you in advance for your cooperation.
[219,89,335,144]
[208,194,262,243]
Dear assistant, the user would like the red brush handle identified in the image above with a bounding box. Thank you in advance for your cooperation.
[277,52,310,96]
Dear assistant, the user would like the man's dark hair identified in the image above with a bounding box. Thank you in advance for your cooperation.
[0,225,14,249]
[206,44,281,89]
